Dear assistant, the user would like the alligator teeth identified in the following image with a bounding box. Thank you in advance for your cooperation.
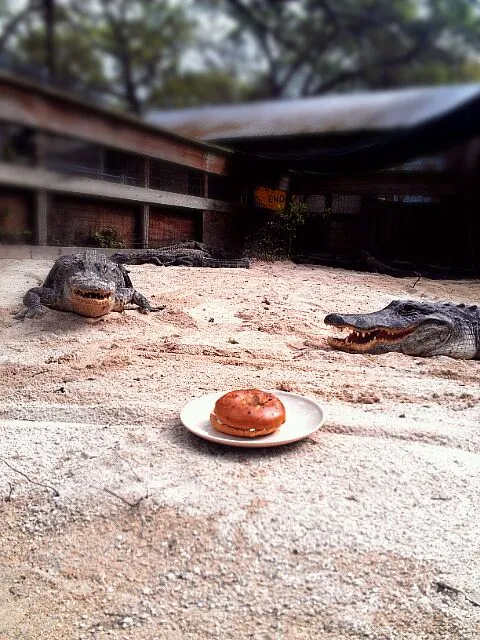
[328,323,418,352]
[74,289,110,300]
[342,328,379,345]
[352,330,369,339]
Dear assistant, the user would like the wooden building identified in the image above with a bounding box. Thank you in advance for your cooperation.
[151,85,480,271]
[2,71,480,272]
[0,71,247,253]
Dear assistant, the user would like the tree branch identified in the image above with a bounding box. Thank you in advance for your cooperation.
[104,487,148,508]
[0,0,41,52]
[98,0,141,114]
[310,43,427,95]
[0,457,59,497]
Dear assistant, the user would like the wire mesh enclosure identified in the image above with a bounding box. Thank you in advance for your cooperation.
[149,159,204,197]
[148,207,200,248]
[47,196,136,247]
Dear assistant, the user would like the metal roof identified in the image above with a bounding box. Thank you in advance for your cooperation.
[148,84,480,141]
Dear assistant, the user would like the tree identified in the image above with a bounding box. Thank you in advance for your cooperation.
[5,0,198,114]
[74,0,196,115]
[199,0,480,99]
[0,0,41,55]
[2,0,480,113]
[13,1,105,90]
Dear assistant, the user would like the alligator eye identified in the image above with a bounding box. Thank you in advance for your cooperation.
[400,303,416,315]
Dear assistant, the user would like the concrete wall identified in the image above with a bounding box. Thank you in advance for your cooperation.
[0,244,125,259]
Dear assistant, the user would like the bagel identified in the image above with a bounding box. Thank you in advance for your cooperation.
[210,389,286,438]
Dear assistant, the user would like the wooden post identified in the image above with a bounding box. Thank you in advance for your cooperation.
[35,189,48,245]
[144,157,150,189]
[99,147,105,179]
[140,203,149,248]
[204,172,209,198]
[461,138,480,269]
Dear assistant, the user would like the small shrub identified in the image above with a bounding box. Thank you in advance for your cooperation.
[0,229,32,244]
[89,228,125,249]
[247,199,309,261]
[0,208,33,244]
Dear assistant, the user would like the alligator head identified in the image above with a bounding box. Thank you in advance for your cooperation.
[324,299,480,359]
[63,251,118,317]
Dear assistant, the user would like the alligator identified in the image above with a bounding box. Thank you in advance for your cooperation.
[357,250,421,279]
[111,241,250,268]
[293,250,420,279]
[14,250,164,319]
[324,299,480,359]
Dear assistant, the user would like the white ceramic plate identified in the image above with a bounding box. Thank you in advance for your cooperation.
[180,390,325,448]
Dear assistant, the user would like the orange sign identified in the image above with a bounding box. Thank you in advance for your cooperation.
[254,186,287,211]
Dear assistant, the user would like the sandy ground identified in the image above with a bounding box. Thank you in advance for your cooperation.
[0,256,479,640]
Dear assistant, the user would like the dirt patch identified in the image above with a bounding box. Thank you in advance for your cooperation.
[1,258,480,639]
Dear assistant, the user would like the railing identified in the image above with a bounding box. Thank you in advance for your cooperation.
[44,161,143,187]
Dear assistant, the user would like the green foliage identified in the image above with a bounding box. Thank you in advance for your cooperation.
[1,0,197,114]
[247,200,310,261]
[276,200,309,232]
[246,218,287,262]
[150,70,252,109]
[199,0,480,98]
[0,229,32,244]
[84,0,196,114]
[1,0,480,111]
[89,228,125,249]
[0,207,32,244]
[16,17,105,89]
[275,200,309,257]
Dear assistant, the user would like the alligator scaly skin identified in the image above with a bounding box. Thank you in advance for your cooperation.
[111,242,249,268]
[15,250,164,319]
[325,299,480,359]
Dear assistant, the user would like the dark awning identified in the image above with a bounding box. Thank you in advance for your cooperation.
[149,85,480,175]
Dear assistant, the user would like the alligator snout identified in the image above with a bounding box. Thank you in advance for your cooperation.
[324,312,344,326]
[68,275,116,296]
[73,288,113,300]
[324,312,373,329]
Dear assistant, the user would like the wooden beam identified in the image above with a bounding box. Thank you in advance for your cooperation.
[0,73,233,175]
[35,189,48,246]
[140,204,149,248]
[0,162,238,213]
[144,157,150,189]
[290,171,458,196]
